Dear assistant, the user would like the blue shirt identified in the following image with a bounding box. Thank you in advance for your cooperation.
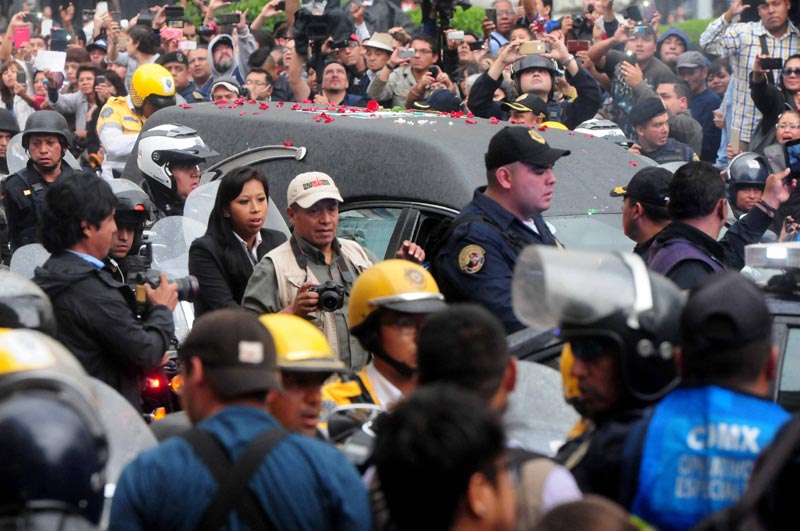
[110,406,372,531]
[434,187,556,333]
[67,249,105,269]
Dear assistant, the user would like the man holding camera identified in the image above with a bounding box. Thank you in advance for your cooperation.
[700,0,800,151]
[588,23,674,136]
[243,172,424,371]
[33,172,178,410]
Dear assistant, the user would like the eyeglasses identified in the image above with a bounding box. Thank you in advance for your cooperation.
[245,80,269,86]
[415,48,433,54]
[776,123,800,130]
[784,67,800,77]
[496,9,516,15]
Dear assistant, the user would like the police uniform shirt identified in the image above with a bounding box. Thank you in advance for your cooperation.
[434,187,557,334]
[640,138,698,165]
[179,82,208,103]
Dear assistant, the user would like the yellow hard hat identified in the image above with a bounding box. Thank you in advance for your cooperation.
[130,63,177,109]
[258,314,348,373]
[348,259,446,330]
[541,121,568,130]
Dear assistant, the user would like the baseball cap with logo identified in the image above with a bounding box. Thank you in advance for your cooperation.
[502,93,547,115]
[178,308,282,398]
[609,166,673,206]
[484,126,570,170]
[287,171,344,208]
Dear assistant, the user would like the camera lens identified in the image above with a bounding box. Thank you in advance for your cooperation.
[175,276,199,303]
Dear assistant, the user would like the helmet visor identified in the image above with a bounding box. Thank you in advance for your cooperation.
[146,94,177,110]
[512,247,639,331]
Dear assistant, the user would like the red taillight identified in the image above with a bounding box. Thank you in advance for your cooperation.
[144,376,164,390]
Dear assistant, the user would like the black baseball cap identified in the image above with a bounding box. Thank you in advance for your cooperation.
[413,88,462,113]
[502,93,547,115]
[609,166,672,206]
[158,51,190,67]
[178,308,282,398]
[485,126,570,170]
[628,97,668,127]
[681,271,771,351]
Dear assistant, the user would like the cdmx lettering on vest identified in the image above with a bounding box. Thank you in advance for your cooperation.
[302,178,331,190]
[686,423,762,453]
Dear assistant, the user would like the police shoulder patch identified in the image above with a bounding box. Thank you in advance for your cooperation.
[458,244,485,274]
[100,107,114,118]
[193,91,204,100]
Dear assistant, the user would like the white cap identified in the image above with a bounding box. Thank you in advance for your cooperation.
[287,172,344,208]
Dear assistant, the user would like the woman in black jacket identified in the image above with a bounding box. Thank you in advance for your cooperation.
[749,54,800,153]
[189,167,286,316]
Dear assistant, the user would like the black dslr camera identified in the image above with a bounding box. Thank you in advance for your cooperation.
[309,281,345,312]
[134,270,199,303]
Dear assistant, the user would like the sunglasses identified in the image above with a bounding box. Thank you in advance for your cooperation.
[784,67,800,77]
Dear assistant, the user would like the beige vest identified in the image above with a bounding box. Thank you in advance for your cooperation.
[267,238,372,365]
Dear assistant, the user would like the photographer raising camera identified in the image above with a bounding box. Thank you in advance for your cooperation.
[243,172,424,371]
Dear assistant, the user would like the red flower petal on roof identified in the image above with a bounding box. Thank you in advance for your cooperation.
[291,103,302,110]
[276,101,285,107]
[466,119,477,125]
[239,111,247,116]
[179,104,192,109]
[213,99,229,105]
[303,99,312,104]
[259,103,269,109]
[568,131,576,135]
[489,117,500,124]
[629,161,638,166]
[467,112,474,118]
[366,100,379,112]
[248,99,257,104]
[325,116,335,123]
[282,141,294,146]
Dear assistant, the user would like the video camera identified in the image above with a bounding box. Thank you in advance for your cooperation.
[125,242,199,308]
[292,0,354,56]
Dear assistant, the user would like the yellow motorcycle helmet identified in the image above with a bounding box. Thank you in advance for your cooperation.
[129,63,177,111]
[349,259,445,331]
[259,314,347,373]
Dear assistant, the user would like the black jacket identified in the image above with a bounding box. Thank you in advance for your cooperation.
[750,76,796,153]
[188,228,286,317]
[648,208,772,290]
[467,66,603,129]
[33,252,174,409]
[3,162,78,250]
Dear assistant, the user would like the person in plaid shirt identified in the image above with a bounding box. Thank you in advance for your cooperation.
[700,0,800,149]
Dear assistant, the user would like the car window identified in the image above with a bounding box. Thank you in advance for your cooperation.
[338,207,403,259]
[779,327,800,412]
[547,214,630,252]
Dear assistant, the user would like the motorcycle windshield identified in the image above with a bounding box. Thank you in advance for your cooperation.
[184,179,290,238]
[9,243,51,279]
[148,216,206,278]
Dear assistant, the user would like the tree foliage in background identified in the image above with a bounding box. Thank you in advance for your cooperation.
[658,19,713,48]
[406,6,488,35]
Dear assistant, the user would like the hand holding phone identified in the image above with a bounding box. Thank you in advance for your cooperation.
[760,57,783,70]
[16,71,26,85]
[398,48,415,59]
[519,40,547,55]
[485,8,497,25]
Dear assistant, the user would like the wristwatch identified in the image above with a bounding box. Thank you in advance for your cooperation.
[563,54,576,67]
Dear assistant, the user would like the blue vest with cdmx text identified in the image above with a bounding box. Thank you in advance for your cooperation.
[632,386,790,531]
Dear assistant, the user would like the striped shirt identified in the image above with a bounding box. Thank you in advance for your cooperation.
[700,16,800,142]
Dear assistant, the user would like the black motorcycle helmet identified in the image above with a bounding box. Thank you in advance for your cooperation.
[0,329,108,526]
[513,248,684,412]
[559,270,684,407]
[0,108,20,135]
[21,110,70,151]
[511,55,558,95]
[0,271,57,336]
[725,152,768,205]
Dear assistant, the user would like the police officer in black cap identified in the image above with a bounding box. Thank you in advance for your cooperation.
[158,51,208,103]
[610,166,673,263]
[3,110,77,251]
[628,97,697,165]
[0,108,19,176]
[433,126,569,334]
[502,93,548,126]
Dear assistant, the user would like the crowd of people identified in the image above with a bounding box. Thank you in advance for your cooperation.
[3,0,800,529]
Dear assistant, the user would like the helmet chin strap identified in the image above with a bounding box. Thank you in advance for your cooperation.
[372,349,417,379]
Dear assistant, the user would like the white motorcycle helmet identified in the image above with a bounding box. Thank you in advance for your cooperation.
[137,124,219,193]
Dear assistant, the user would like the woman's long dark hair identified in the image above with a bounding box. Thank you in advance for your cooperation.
[0,62,19,111]
[206,167,270,281]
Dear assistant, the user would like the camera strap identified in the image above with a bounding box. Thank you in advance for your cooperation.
[290,235,354,286]
[759,34,775,85]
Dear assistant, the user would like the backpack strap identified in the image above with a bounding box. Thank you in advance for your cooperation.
[449,214,527,254]
[759,34,775,85]
[182,426,288,531]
